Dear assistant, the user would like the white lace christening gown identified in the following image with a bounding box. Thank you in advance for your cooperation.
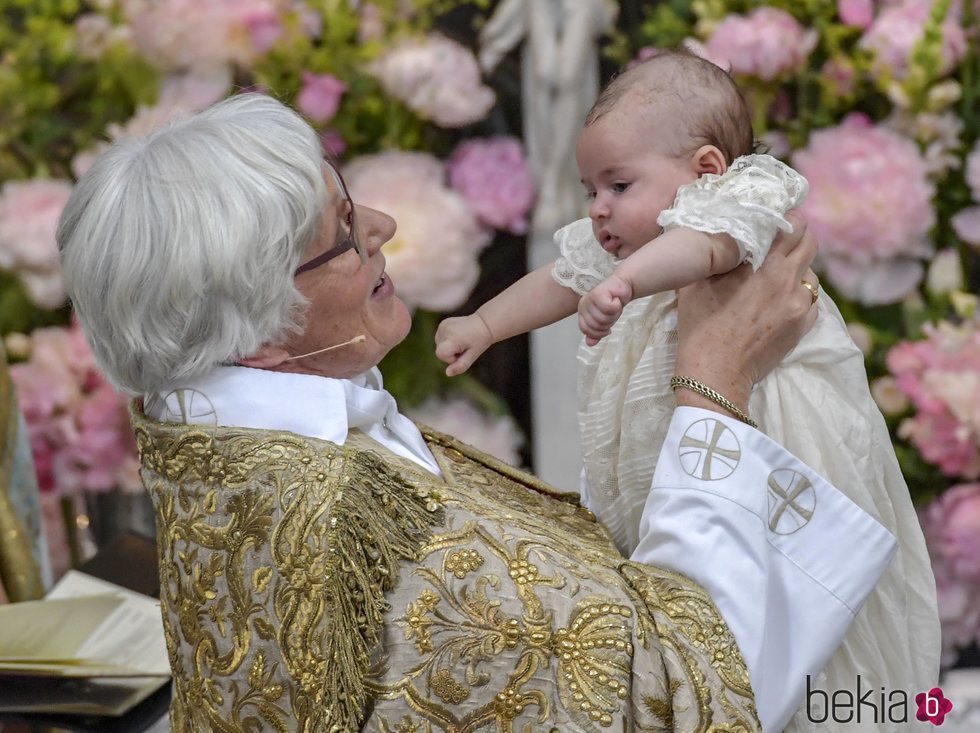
[553,154,940,733]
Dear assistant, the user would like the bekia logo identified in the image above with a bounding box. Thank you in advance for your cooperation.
[916,688,953,726]
[806,676,954,726]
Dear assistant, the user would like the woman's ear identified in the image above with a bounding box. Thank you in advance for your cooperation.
[692,145,728,176]
[238,344,291,369]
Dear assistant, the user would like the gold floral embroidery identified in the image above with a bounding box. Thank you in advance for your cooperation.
[132,406,443,733]
[444,548,484,578]
[403,590,440,653]
[135,406,759,733]
[430,668,469,704]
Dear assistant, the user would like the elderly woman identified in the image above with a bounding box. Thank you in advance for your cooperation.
[58,94,894,733]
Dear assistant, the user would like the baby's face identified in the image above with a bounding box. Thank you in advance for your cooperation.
[576,110,699,259]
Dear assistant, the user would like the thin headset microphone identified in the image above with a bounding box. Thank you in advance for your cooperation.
[282,334,367,361]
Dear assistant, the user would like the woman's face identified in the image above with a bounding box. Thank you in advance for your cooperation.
[281,166,412,378]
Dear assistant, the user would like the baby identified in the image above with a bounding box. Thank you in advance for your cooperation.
[436,50,939,732]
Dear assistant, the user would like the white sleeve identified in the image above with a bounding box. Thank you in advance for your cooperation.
[631,406,896,733]
[656,154,809,270]
[551,217,617,295]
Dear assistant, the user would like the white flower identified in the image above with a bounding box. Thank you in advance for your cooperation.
[369,33,495,127]
[926,249,964,295]
[344,151,492,312]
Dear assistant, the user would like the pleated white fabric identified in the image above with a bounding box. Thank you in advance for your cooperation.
[554,152,940,729]
[576,288,940,731]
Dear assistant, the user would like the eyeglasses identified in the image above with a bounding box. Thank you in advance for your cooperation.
[294,162,367,276]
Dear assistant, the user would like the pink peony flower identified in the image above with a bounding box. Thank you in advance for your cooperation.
[924,484,980,582]
[447,137,535,234]
[74,13,129,59]
[859,0,967,81]
[369,33,495,128]
[966,142,980,202]
[687,7,817,81]
[820,56,858,97]
[121,0,302,71]
[888,320,980,478]
[838,0,874,28]
[628,46,661,69]
[871,375,911,415]
[0,179,73,309]
[406,394,524,466]
[343,151,492,312]
[929,555,980,667]
[357,2,384,44]
[297,72,347,124]
[9,325,141,496]
[952,206,980,248]
[793,114,935,304]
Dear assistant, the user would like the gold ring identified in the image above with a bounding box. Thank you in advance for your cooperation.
[801,280,818,305]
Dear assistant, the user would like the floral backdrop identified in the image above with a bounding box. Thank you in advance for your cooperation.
[1,0,979,667]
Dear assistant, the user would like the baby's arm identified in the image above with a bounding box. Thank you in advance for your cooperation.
[436,262,580,376]
[578,230,741,345]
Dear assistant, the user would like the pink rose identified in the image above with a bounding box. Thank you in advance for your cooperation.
[793,114,935,304]
[688,7,817,81]
[838,0,874,28]
[0,179,73,309]
[297,72,347,124]
[447,137,535,234]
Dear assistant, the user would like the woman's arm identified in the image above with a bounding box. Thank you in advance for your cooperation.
[635,213,897,733]
[673,211,818,416]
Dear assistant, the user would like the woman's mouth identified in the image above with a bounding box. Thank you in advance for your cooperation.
[372,272,393,297]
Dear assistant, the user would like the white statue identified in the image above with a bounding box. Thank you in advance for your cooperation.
[480,0,618,234]
[479,0,618,489]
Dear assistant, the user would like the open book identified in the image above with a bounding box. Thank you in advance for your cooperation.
[0,570,170,716]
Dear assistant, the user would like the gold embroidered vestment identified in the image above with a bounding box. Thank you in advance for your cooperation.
[132,407,759,732]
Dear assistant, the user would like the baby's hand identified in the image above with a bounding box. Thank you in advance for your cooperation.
[435,314,494,376]
[578,275,633,346]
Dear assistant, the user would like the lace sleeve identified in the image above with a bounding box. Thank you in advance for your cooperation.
[551,217,617,296]
[656,154,809,270]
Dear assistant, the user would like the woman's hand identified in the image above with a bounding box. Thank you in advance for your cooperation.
[674,211,819,416]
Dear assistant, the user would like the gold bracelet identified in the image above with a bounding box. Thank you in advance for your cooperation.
[670,375,758,429]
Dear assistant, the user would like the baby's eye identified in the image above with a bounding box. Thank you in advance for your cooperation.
[611,182,631,194]
[584,190,596,200]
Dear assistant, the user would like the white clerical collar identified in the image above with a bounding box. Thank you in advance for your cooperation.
[145,365,440,475]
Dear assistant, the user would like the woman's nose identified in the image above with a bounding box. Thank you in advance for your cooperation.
[355,204,396,256]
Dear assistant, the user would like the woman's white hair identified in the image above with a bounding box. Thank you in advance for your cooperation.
[58,93,326,396]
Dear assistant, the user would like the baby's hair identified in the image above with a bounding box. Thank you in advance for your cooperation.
[586,48,754,164]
